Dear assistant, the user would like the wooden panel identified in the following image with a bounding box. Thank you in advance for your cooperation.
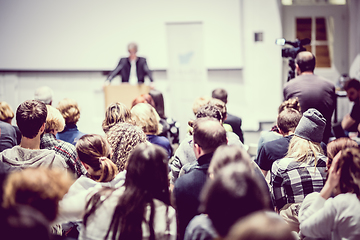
[296,18,312,40]
[316,45,331,67]
[316,18,327,40]
[104,84,150,109]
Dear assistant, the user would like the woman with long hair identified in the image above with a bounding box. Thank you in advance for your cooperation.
[80,143,176,240]
[299,147,360,239]
[102,102,132,133]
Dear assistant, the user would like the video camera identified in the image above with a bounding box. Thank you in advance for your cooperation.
[276,38,311,81]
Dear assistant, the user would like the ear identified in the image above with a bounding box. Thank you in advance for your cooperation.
[81,162,89,170]
[194,143,202,158]
[277,126,285,135]
[39,122,46,134]
[295,64,301,75]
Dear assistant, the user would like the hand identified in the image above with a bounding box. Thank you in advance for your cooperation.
[327,151,342,189]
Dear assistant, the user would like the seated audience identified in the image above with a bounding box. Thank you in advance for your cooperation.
[131,102,172,158]
[256,98,301,156]
[256,108,302,177]
[2,167,73,236]
[0,205,51,240]
[0,102,19,151]
[225,211,297,240]
[0,100,67,171]
[299,147,360,239]
[80,143,176,239]
[56,134,124,225]
[271,108,327,231]
[184,145,271,240]
[56,98,86,146]
[173,118,227,239]
[212,88,244,143]
[341,78,360,135]
[34,86,54,105]
[170,102,243,186]
[102,102,132,133]
[199,162,270,238]
[40,105,87,178]
[106,122,147,172]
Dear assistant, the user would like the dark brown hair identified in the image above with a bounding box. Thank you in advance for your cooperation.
[16,100,47,138]
[193,118,227,153]
[326,137,358,169]
[277,108,302,134]
[338,147,360,197]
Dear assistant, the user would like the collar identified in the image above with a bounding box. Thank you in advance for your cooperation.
[197,152,214,166]
[63,123,78,131]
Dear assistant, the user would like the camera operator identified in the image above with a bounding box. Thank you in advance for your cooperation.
[283,51,336,143]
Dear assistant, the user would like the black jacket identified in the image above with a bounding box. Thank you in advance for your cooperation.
[107,57,153,83]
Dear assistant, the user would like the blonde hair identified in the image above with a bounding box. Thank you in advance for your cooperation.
[0,102,14,123]
[192,96,211,115]
[286,136,323,166]
[45,105,65,133]
[131,103,162,135]
[106,122,147,172]
[57,98,81,125]
[2,168,74,221]
[102,102,132,133]
[76,134,118,182]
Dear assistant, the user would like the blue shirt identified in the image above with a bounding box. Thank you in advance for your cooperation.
[57,123,86,146]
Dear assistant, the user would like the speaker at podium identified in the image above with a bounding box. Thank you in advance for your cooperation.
[103,84,151,109]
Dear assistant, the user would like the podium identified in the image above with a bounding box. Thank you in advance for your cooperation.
[104,84,150,109]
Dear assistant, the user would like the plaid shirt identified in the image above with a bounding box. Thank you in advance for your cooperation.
[270,154,327,210]
[40,133,87,178]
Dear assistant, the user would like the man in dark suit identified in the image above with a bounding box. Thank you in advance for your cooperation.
[212,88,244,143]
[106,42,153,84]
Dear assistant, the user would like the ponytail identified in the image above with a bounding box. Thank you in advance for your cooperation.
[97,157,118,182]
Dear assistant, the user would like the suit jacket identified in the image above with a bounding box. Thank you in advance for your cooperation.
[224,113,244,144]
[107,57,153,83]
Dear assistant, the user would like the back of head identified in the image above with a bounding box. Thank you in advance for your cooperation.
[192,96,211,115]
[0,102,14,123]
[195,104,223,122]
[226,211,296,240]
[131,94,155,108]
[295,51,316,73]
[209,99,227,122]
[209,145,251,178]
[125,143,170,204]
[2,168,73,221]
[277,108,302,134]
[76,134,118,182]
[102,102,132,133]
[338,147,360,197]
[0,205,50,240]
[44,105,65,133]
[16,100,47,138]
[131,103,162,135]
[326,138,358,168]
[56,98,80,125]
[200,163,270,237]
[106,122,147,172]
[193,118,227,153]
[278,98,301,114]
[344,78,360,91]
[34,86,53,105]
[212,88,228,104]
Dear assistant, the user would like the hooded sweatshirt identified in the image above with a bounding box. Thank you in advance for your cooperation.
[0,146,68,171]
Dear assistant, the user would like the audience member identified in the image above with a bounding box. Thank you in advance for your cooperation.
[199,162,270,238]
[283,51,336,143]
[131,102,172,158]
[0,102,19,151]
[341,78,360,135]
[256,98,301,156]
[56,134,124,226]
[170,102,243,186]
[131,93,156,108]
[0,205,51,240]
[0,100,67,171]
[106,122,147,172]
[80,143,176,239]
[173,118,227,239]
[271,108,327,231]
[192,96,212,116]
[299,147,360,239]
[256,108,302,177]
[212,88,244,143]
[102,102,132,133]
[57,98,86,146]
[40,105,87,178]
[2,167,73,225]
[326,137,358,170]
[225,211,297,240]
[184,145,272,240]
[34,86,54,105]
